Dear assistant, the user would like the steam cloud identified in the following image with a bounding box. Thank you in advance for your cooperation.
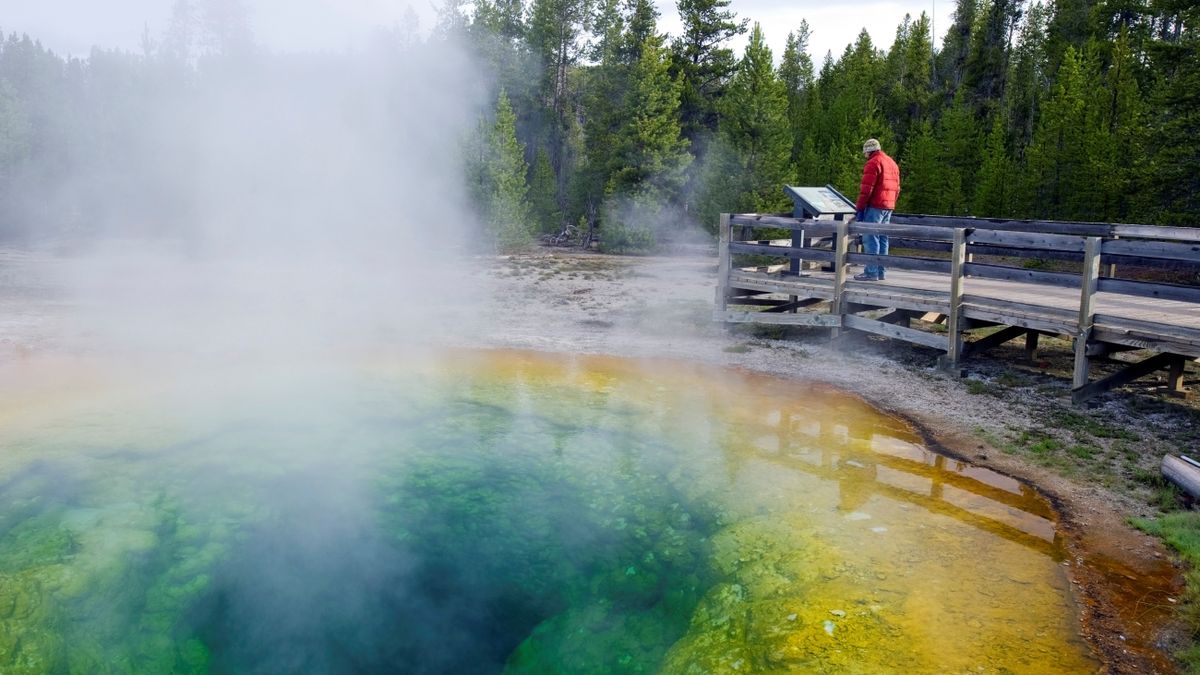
[41,33,488,362]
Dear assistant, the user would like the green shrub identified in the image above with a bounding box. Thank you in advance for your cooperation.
[600,222,656,254]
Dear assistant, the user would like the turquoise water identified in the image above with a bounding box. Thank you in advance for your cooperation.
[0,350,1098,673]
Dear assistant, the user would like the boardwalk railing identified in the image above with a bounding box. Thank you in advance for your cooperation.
[715,213,1200,402]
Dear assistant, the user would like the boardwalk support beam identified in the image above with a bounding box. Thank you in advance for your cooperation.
[1073,353,1190,403]
[1025,331,1041,361]
[963,326,1030,358]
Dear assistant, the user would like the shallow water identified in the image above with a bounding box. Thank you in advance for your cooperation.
[0,349,1098,673]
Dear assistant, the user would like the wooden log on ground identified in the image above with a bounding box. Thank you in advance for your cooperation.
[1162,455,1200,500]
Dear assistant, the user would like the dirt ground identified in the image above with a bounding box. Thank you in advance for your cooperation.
[1,245,1194,672]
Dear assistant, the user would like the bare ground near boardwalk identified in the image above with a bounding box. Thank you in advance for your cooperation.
[2,245,1197,672]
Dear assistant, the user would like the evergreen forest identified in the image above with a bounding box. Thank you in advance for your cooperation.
[0,0,1197,251]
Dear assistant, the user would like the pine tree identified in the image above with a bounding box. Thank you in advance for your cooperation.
[935,95,983,215]
[1022,47,1089,219]
[883,12,933,148]
[487,89,534,250]
[936,0,979,97]
[778,22,815,167]
[669,0,747,144]
[622,0,659,62]
[1146,1,1199,224]
[0,78,31,234]
[0,78,29,174]
[607,35,691,202]
[469,0,539,172]
[1045,0,1097,77]
[602,34,692,251]
[577,0,630,242]
[527,0,590,202]
[1101,29,1146,221]
[162,0,198,64]
[973,114,1016,217]
[529,147,562,233]
[793,53,827,184]
[897,119,943,213]
[717,23,791,213]
[963,0,1023,114]
[473,0,526,40]
[199,0,254,58]
[528,0,590,108]
[813,30,886,194]
[1006,1,1049,152]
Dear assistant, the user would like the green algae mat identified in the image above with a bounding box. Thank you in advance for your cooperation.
[0,349,1099,673]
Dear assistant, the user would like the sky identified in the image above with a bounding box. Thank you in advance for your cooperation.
[0,0,941,64]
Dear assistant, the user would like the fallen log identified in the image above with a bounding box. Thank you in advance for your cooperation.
[1162,455,1200,500]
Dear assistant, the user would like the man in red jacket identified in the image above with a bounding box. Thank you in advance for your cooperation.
[854,138,901,281]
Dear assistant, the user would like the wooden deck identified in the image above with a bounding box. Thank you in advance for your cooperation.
[715,213,1200,402]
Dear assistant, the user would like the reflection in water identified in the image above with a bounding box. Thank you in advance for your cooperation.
[0,350,1098,673]
[746,405,1060,555]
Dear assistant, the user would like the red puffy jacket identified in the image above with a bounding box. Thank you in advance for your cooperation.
[855,150,901,212]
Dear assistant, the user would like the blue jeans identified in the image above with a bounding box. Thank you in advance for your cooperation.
[860,207,892,277]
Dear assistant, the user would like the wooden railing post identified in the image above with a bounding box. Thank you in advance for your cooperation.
[831,219,850,340]
[1072,237,1103,395]
[939,227,968,372]
[715,213,731,317]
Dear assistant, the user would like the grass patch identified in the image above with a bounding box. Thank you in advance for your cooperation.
[1094,424,1139,441]
[1067,444,1095,460]
[1134,512,1200,668]
[722,343,752,354]
[965,380,988,395]
[1154,485,1184,511]
[1133,466,1165,488]
[1028,437,1063,455]
[1048,409,1139,442]
[996,371,1026,388]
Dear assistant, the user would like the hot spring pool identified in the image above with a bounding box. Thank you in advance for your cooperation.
[0,349,1098,673]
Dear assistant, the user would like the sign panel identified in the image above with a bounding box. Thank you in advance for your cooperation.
[784,185,857,217]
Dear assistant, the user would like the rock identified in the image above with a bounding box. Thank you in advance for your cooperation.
[830,609,846,618]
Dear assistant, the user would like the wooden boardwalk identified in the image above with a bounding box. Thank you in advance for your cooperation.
[715,213,1200,402]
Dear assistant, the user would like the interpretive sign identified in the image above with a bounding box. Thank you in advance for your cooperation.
[784,185,857,219]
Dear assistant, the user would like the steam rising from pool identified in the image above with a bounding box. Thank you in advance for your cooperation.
[0,351,1098,673]
[44,36,486,364]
